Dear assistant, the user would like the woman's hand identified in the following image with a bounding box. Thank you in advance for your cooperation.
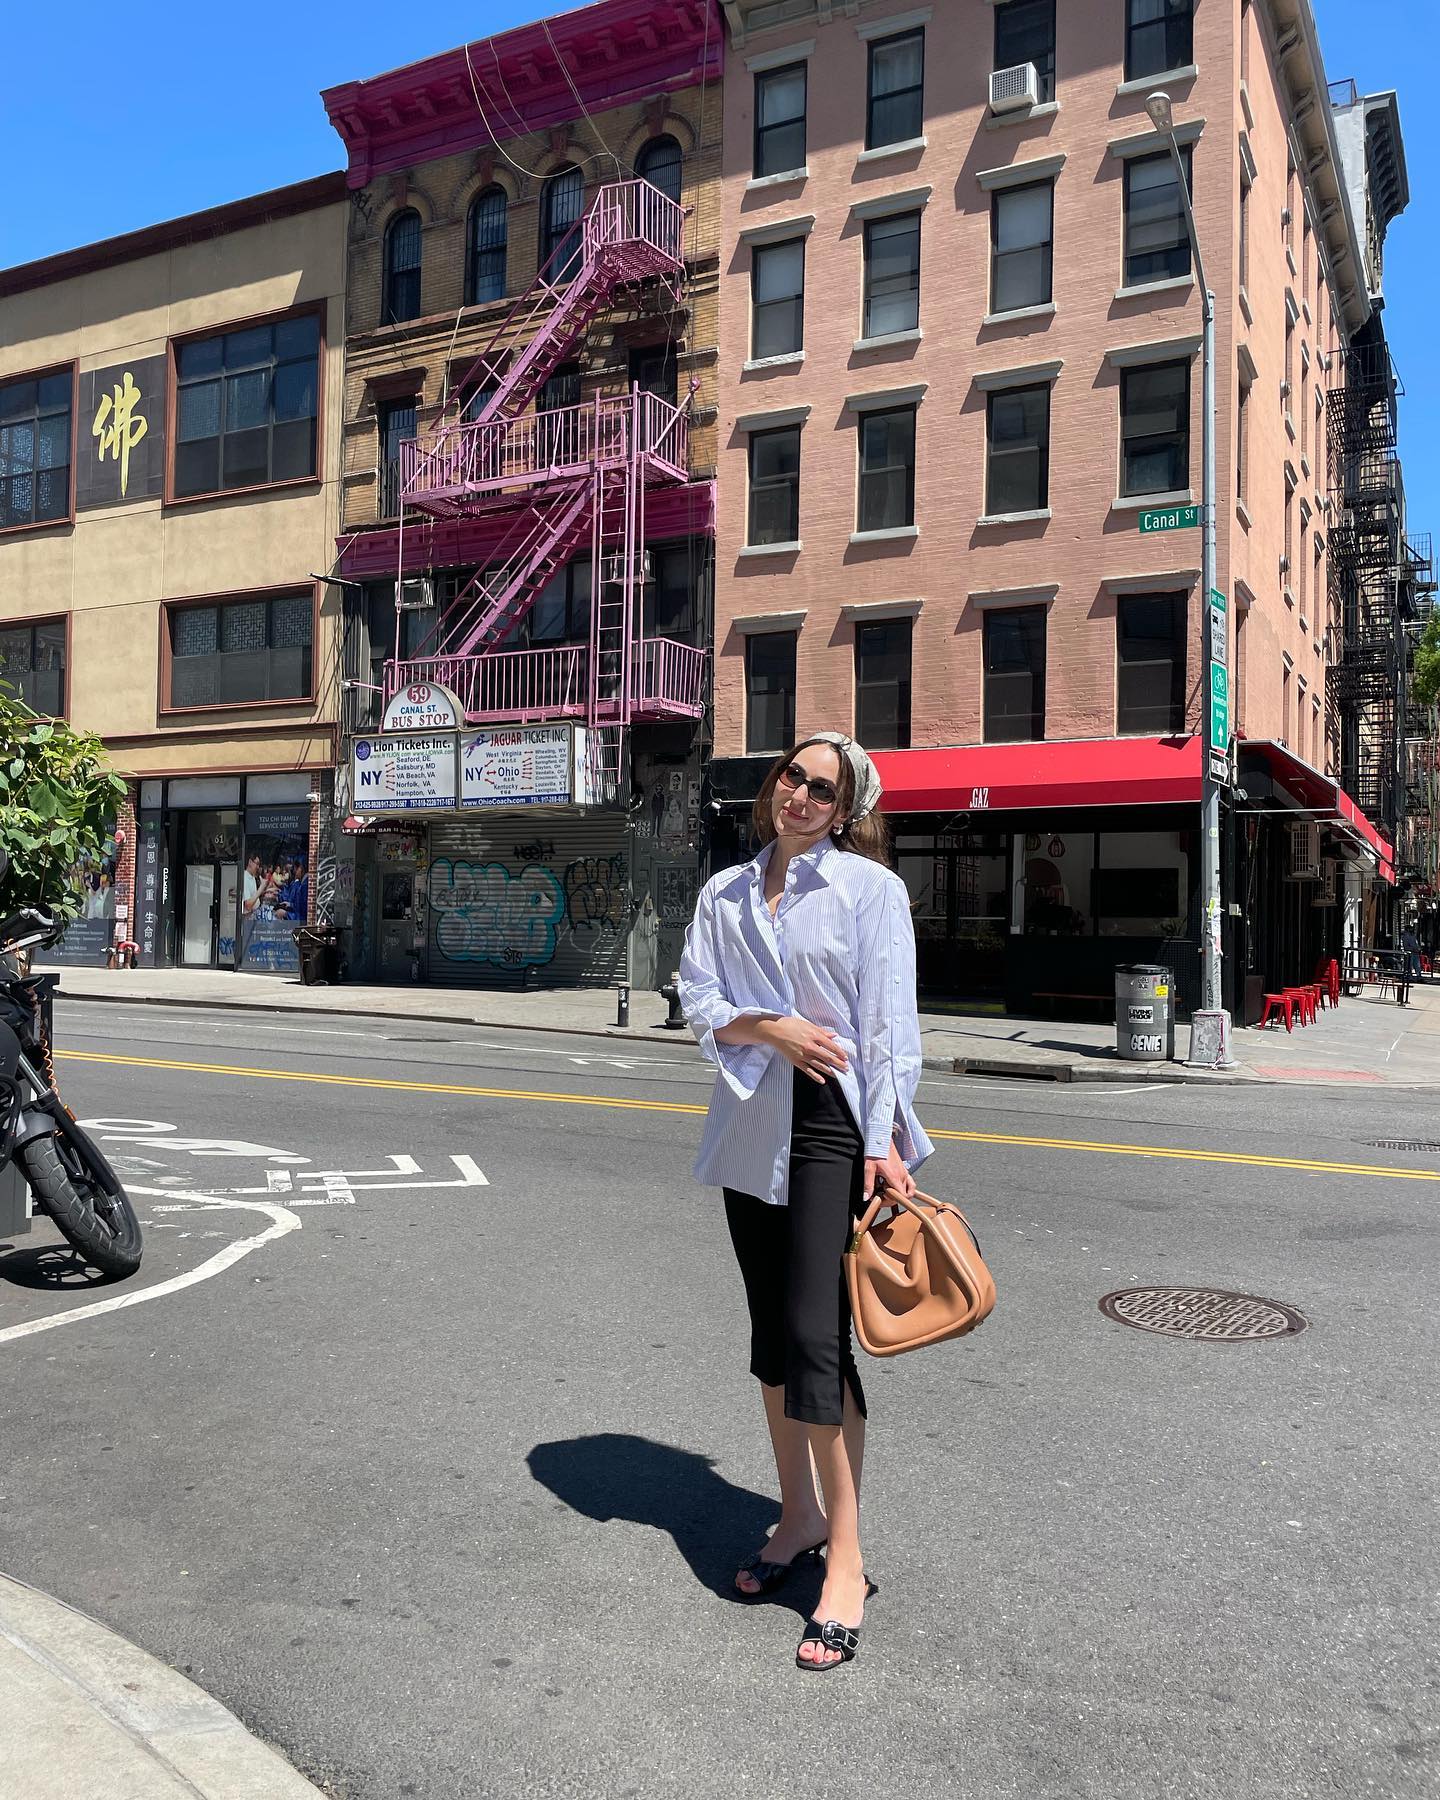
[757,1015,849,1084]
[864,1142,916,1203]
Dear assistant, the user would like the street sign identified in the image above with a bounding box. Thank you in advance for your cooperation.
[1208,660,1228,751]
[1138,503,1200,533]
[1208,749,1230,786]
[1209,594,1227,668]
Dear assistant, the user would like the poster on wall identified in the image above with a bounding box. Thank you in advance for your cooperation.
[136,815,164,967]
[35,820,120,966]
[75,355,167,510]
[351,735,458,812]
[460,726,575,808]
[238,807,309,973]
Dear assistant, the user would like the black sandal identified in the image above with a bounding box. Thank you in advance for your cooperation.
[794,1578,878,1671]
[733,1539,825,1600]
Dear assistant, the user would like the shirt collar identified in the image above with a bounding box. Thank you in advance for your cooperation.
[750,836,839,891]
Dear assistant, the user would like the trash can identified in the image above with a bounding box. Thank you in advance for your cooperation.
[1115,964,1175,1062]
[293,925,341,986]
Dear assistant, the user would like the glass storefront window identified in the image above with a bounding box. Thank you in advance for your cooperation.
[896,832,1008,996]
[1096,830,1188,936]
[1017,829,1093,936]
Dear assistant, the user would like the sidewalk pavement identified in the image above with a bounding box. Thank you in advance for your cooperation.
[45,961,1440,1087]
[0,1571,322,1799]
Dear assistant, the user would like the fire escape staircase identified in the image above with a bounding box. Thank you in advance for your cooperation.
[391,180,703,762]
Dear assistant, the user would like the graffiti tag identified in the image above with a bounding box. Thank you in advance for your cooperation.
[564,856,630,936]
[430,858,565,968]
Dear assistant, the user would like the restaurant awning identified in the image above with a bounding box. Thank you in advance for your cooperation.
[871,735,1202,815]
[1236,740,1396,883]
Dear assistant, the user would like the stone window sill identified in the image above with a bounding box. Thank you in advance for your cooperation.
[739,540,802,558]
[1115,64,1198,98]
[848,525,918,545]
[743,352,805,372]
[853,329,923,353]
[1114,275,1194,302]
[1110,490,1193,512]
[985,100,1059,132]
[982,302,1056,326]
[857,136,927,165]
[746,167,809,192]
[976,508,1051,526]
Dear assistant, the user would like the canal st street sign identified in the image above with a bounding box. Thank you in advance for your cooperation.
[1137,503,1200,533]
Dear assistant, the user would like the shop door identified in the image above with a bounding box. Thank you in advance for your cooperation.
[379,872,417,982]
[178,810,241,968]
[896,836,1009,1001]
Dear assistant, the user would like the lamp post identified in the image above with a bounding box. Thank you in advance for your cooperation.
[1146,90,1233,1068]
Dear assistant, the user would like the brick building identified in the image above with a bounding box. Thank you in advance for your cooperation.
[0,177,347,975]
[707,0,1419,1018]
[321,0,722,990]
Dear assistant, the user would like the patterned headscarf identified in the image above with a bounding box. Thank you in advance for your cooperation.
[808,731,883,823]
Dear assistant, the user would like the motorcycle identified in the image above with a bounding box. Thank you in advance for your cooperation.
[0,905,143,1278]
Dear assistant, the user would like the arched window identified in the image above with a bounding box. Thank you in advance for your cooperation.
[541,165,584,281]
[636,135,683,208]
[382,209,422,324]
[466,187,508,306]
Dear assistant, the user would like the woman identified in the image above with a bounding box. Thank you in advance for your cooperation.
[678,732,931,1671]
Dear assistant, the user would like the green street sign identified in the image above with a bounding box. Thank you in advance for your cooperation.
[1138,503,1200,533]
[1209,587,1226,611]
[1209,660,1228,750]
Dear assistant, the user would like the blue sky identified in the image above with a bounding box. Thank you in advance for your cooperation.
[3,0,1435,543]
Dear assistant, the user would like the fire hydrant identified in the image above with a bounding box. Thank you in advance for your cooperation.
[658,973,686,1029]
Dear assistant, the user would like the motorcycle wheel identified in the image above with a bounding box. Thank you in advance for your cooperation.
[19,1124,144,1277]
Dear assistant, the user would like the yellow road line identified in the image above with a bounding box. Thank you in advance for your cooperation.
[57,1048,1440,1184]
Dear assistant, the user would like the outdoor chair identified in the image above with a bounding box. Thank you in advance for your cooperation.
[1258,992,1296,1031]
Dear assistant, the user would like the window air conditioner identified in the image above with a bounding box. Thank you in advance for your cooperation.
[398,575,435,611]
[1287,819,1321,880]
[990,62,1039,113]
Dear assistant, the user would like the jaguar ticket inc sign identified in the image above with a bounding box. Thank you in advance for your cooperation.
[460,725,579,809]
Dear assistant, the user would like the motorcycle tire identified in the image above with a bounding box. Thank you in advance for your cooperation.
[19,1124,144,1278]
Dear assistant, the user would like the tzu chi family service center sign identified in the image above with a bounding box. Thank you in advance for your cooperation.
[350,687,585,813]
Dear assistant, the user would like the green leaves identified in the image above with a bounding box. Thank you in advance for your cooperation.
[0,687,121,924]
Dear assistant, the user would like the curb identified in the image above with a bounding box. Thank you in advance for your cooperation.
[947,1054,1260,1086]
[0,1571,322,1798]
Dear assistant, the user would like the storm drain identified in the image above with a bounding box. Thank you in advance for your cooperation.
[1365,1139,1440,1153]
[1099,1286,1308,1341]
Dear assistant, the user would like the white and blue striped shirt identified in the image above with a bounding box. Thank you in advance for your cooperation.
[677,837,933,1206]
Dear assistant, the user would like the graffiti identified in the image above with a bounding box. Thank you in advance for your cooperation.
[430,858,564,968]
[314,855,338,926]
[513,839,556,863]
[655,865,699,927]
[564,856,630,936]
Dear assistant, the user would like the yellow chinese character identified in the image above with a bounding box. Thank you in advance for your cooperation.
[92,369,149,497]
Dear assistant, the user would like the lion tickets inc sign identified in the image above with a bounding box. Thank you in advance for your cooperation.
[380,682,463,734]
[351,734,457,813]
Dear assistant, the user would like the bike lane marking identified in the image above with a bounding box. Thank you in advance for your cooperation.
[0,1189,301,1347]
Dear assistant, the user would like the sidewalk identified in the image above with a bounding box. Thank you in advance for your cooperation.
[0,1571,322,1799]
[45,961,1440,1087]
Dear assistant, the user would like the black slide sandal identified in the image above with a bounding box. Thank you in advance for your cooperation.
[733,1540,825,1600]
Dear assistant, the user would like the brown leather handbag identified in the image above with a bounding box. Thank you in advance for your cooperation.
[845,1185,996,1357]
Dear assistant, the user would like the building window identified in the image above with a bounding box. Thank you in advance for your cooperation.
[529,557,593,646]
[465,187,508,306]
[1120,361,1190,496]
[541,165,585,280]
[167,592,314,709]
[1124,150,1192,285]
[1239,167,1251,293]
[748,425,801,546]
[994,0,1056,104]
[984,607,1046,743]
[1237,377,1250,504]
[854,617,912,749]
[862,212,921,339]
[636,135,683,207]
[746,631,797,754]
[0,370,71,531]
[867,28,924,149]
[378,397,417,519]
[537,363,583,463]
[754,62,807,178]
[1116,592,1185,735]
[986,385,1049,515]
[173,312,320,500]
[857,406,916,533]
[991,182,1053,314]
[0,617,65,715]
[643,543,702,643]
[629,342,677,404]
[1125,0,1193,81]
[751,239,805,359]
[382,209,422,324]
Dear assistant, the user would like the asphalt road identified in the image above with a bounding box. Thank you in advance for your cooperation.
[2,999,1438,1800]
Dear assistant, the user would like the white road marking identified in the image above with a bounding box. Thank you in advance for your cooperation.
[0,1189,301,1347]
[237,1153,488,1205]
[80,1118,309,1164]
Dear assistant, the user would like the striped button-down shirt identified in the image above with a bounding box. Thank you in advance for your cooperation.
[677,837,933,1206]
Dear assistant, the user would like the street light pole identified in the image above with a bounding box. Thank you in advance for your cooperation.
[1147,90,1233,1069]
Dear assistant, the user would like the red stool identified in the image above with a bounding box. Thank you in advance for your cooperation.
[1283,986,1314,1026]
[1259,993,1294,1031]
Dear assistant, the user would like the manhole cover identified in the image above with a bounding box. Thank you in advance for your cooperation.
[1365,1139,1440,1152]
[1099,1286,1307,1341]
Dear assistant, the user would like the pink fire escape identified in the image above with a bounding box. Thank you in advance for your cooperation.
[388,180,707,799]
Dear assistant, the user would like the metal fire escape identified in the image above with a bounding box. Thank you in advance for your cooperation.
[1324,340,1406,833]
[389,180,704,802]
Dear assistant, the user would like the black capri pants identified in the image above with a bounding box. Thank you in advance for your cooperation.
[723,1072,868,1427]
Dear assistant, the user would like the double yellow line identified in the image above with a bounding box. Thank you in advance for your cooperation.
[57,1048,1440,1184]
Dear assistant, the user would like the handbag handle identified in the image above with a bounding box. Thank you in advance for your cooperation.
[856,1179,984,1260]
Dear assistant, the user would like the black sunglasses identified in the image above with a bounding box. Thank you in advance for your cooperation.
[777,762,839,808]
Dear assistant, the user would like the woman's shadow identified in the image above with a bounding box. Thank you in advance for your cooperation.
[528,1433,819,1608]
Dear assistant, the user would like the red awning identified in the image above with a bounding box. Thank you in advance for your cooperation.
[1237,739,1396,883]
[870,735,1202,815]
